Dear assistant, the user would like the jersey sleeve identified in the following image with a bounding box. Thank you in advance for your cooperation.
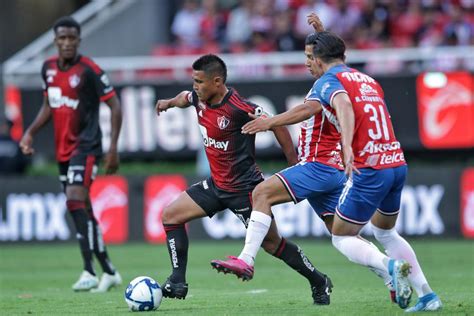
[189,90,198,107]
[246,102,274,121]
[85,60,116,102]
[311,73,347,108]
[41,62,48,96]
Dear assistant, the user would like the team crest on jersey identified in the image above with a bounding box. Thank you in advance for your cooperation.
[217,116,230,129]
[359,83,378,96]
[69,74,80,88]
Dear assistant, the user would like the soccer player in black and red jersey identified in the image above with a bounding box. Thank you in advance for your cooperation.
[19,16,122,292]
[155,54,332,304]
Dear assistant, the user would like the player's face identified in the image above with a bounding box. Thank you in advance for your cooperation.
[54,27,80,60]
[192,70,219,102]
[305,45,320,78]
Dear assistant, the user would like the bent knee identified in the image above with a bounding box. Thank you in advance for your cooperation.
[252,182,274,204]
[161,205,181,224]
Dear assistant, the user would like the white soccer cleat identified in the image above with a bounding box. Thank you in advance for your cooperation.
[388,259,412,309]
[90,271,122,293]
[72,270,99,291]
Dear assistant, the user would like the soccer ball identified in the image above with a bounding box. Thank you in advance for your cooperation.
[124,276,162,312]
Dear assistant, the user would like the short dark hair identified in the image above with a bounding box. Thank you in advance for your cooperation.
[310,31,346,63]
[305,33,319,46]
[53,16,81,35]
[192,54,227,83]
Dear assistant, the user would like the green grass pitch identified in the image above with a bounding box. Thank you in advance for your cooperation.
[1,240,473,315]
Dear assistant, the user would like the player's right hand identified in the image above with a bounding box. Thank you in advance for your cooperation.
[307,13,324,32]
[19,133,35,155]
[155,99,171,116]
[342,146,360,178]
[242,113,272,134]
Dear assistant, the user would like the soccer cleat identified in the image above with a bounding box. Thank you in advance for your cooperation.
[390,289,397,303]
[90,271,122,293]
[388,259,412,309]
[311,275,333,305]
[72,270,99,291]
[162,278,189,299]
[210,256,254,281]
[405,292,442,312]
[386,280,396,303]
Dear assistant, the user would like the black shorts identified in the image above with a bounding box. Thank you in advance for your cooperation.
[186,177,262,227]
[58,153,100,192]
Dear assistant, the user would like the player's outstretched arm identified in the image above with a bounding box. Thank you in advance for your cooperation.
[242,101,321,135]
[271,126,298,166]
[19,96,51,155]
[103,95,122,174]
[155,90,191,115]
[307,13,325,32]
[332,93,359,177]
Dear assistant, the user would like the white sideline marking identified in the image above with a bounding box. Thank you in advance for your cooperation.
[246,289,268,294]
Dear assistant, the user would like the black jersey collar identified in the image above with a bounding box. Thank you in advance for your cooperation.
[207,88,233,109]
[57,54,81,72]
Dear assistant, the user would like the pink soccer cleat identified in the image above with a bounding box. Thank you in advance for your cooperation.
[211,256,254,281]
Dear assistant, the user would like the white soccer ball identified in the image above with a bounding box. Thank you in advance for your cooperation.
[124,276,163,312]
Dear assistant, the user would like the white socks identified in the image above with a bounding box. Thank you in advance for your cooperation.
[332,235,389,272]
[239,211,272,266]
[372,225,433,297]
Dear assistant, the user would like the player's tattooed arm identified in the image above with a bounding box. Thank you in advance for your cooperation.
[242,101,321,134]
[332,93,360,177]
[155,90,192,115]
[103,94,122,174]
[19,95,51,155]
[271,126,298,166]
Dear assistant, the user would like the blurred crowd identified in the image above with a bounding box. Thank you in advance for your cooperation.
[154,0,474,55]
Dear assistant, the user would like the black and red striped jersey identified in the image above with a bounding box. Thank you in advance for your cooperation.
[41,55,116,162]
[188,88,264,192]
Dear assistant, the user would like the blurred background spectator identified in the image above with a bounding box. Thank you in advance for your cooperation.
[156,0,474,55]
[0,116,28,175]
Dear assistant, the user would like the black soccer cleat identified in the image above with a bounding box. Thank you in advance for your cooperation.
[311,275,333,305]
[162,278,189,300]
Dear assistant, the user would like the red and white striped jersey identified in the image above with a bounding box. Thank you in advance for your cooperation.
[296,82,344,170]
[316,64,406,169]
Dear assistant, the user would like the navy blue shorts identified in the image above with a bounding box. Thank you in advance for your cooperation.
[276,161,346,218]
[336,165,407,225]
[58,154,99,192]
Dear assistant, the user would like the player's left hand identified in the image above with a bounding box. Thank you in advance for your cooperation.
[104,150,119,174]
[242,113,272,134]
[307,13,324,32]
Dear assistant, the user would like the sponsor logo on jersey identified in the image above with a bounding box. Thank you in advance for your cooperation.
[217,115,230,129]
[144,176,187,243]
[359,83,378,96]
[199,125,230,151]
[46,70,57,83]
[90,176,129,243]
[46,69,57,77]
[203,136,229,151]
[417,72,474,148]
[47,87,79,110]
[461,168,474,238]
[359,141,404,166]
[359,140,401,156]
[100,74,110,86]
[69,74,80,88]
